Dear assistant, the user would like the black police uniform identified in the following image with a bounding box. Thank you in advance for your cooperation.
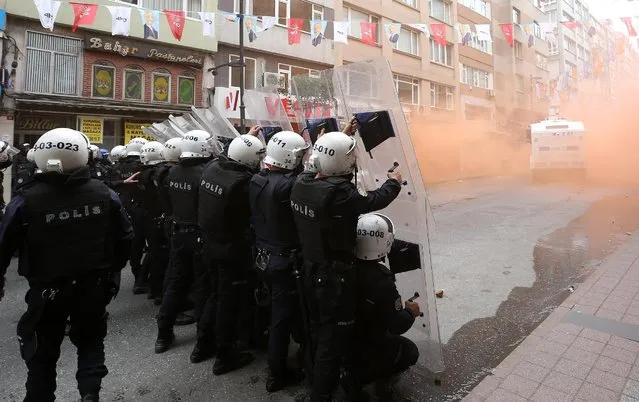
[353,260,418,387]
[155,157,211,352]
[290,172,401,401]
[0,166,133,401]
[249,167,305,389]
[89,158,113,183]
[117,155,148,292]
[11,151,36,196]
[0,157,13,219]
[196,156,255,372]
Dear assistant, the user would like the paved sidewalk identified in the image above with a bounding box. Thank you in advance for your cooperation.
[464,233,639,402]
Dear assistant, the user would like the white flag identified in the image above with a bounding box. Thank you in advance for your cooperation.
[407,23,430,37]
[198,12,215,37]
[261,16,278,30]
[34,0,61,31]
[106,6,132,36]
[475,24,492,42]
[540,22,557,45]
[334,21,349,44]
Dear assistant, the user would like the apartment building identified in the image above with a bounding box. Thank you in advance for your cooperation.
[330,0,459,122]
[214,0,336,125]
[492,0,550,130]
[457,0,495,122]
[0,0,219,149]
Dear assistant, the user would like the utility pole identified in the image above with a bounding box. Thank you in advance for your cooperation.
[238,1,246,134]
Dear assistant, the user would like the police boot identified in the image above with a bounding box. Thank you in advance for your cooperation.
[266,367,305,393]
[190,336,217,364]
[340,370,370,402]
[154,328,175,353]
[212,347,254,375]
[175,312,196,326]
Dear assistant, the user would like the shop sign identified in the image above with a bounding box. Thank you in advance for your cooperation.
[124,122,156,143]
[79,117,104,143]
[85,35,204,67]
[16,115,67,132]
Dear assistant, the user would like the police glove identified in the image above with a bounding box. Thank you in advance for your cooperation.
[405,301,421,318]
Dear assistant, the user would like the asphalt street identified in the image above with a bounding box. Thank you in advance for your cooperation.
[1,175,638,401]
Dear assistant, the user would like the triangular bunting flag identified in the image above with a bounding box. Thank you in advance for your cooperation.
[431,23,446,46]
[499,23,514,47]
[70,2,98,33]
[198,12,215,37]
[288,18,303,45]
[106,6,132,36]
[34,0,61,31]
[164,10,186,41]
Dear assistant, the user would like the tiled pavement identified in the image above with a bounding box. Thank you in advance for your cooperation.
[463,234,639,402]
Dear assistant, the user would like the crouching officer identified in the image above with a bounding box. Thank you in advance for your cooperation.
[0,128,133,402]
[249,130,309,392]
[155,131,217,354]
[195,131,264,373]
[290,127,403,402]
[350,214,419,399]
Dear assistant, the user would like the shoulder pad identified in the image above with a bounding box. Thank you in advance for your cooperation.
[325,176,351,185]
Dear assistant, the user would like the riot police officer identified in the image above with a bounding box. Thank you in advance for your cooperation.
[249,130,309,391]
[155,131,218,354]
[290,129,403,402]
[0,141,17,220]
[120,138,149,294]
[194,131,263,373]
[0,128,132,402]
[350,214,419,399]
[11,143,36,196]
[88,144,112,182]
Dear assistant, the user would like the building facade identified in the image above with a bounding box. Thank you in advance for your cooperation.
[1,0,218,150]
[213,0,336,128]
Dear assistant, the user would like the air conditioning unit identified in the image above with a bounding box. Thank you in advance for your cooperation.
[263,72,280,88]
[488,89,495,97]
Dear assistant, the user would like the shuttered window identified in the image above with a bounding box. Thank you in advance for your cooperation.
[25,31,81,95]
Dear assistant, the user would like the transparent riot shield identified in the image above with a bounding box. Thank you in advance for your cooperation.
[243,88,308,145]
[191,105,240,141]
[169,114,205,133]
[141,124,174,142]
[292,59,444,373]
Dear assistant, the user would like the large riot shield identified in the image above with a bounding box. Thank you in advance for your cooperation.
[243,88,299,145]
[169,114,206,133]
[191,105,240,141]
[292,59,444,373]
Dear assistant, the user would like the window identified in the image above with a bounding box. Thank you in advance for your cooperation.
[25,31,81,95]
[394,74,420,104]
[343,6,380,43]
[515,41,523,59]
[91,63,116,99]
[533,21,541,38]
[152,70,171,103]
[430,82,454,110]
[458,0,491,18]
[122,1,203,17]
[394,28,420,56]
[515,74,524,92]
[278,63,320,93]
[345,70,379,98]
[564,36,576,53]
[469,35,492,54]
[178,76,195,105]
[536,52,548,70]
[548,40,558,55]
[512,7,521,24]
[460,64,492,89]
[230,0,253,13]
[229,55,256,90]
[398,0,417,7]
[430,40,453,66]
[429,0,451,24]
[123,67,144,100]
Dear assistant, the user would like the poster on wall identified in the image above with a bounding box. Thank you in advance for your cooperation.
[152,73,170,103]
[124,69,143,100]
[79,117,104,143]
[92,65,115,98]
[124,121,156,143]
[178,76,195,105]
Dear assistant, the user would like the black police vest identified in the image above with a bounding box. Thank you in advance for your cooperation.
[250,170,299,252]
[137,166,161,215]
[167,162,206,225]
[154,163,174,215]
[290,174,353,263]
[198,159,253,240]
[20,178,113,282]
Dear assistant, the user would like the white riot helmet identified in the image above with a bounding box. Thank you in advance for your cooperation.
[33,128,90,173]
[162,137,182,162]
[89,144,100,160]
[355,213,395,261]
[263,131,310,170]
[140,141,165,165]
[180,130,217,158]
[227,135,266,169]
[312,132,357,177]
[125,137,148,157]
[27,148,35,163]
[110,145,125,161]
[0,141,18,164]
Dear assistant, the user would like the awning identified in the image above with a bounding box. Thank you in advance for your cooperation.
[14,96,193,115]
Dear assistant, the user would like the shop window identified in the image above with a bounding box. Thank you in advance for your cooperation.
[152,70,171,103]
[25,31,81,95]
[92,62,116,99]
[123,66,144,101]
[178,75,196,105]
